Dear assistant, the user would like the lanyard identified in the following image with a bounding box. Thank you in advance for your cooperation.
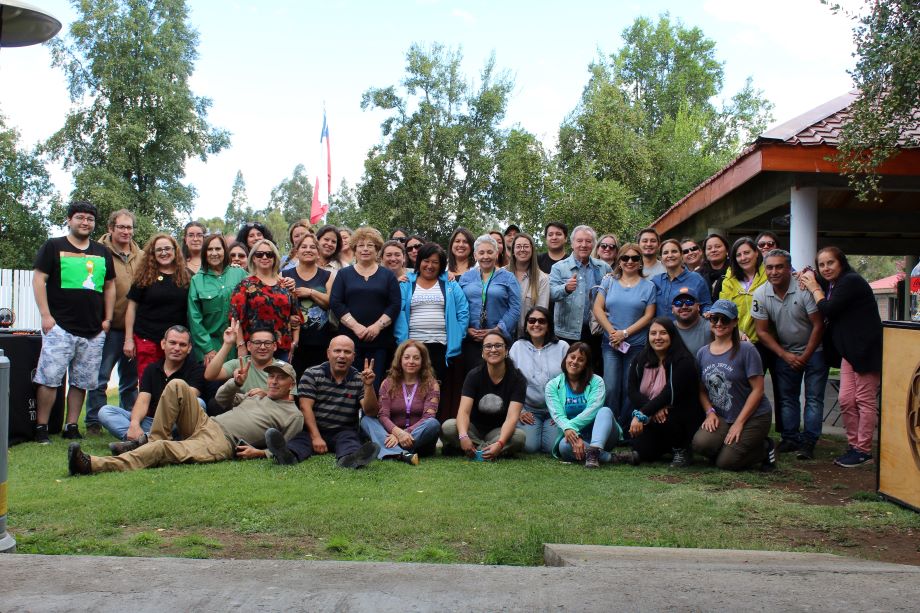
[402,383,419,429]
[480,270,494,328]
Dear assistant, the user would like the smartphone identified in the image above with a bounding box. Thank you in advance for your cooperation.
[617,340,631,354]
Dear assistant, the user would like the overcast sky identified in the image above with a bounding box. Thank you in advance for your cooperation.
[0,0,863,221]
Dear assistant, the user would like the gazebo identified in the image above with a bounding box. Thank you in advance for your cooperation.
[653,90,920,319]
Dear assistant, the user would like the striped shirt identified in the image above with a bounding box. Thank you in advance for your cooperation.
[409,283,447,344]
[298,362,365,432]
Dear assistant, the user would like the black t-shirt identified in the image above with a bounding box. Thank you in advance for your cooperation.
[282,267,332,347]
[538,251,568,275]
[33,236,116,338]
[139,358,205,419]
[127,273,189,341]
[461,363,527,432]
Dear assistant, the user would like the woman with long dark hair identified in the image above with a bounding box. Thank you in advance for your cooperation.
[698,233,730,300]
[447,227,475,281]
[799,246,882,468]
[507,233,549,338]
[314,224,343,272]
[509,306,567,453]
[627,317,703,466]
[124,233,191,382]
[188,233,246,365]
[182,221,206,274]
[545,343,635,467]
[692,300,776,471]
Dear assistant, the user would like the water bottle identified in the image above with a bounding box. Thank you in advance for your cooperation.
[911,258,920,322]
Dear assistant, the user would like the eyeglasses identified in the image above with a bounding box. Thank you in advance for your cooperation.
[114,224,134,231]
[672,299,696,308]
[186,233,204,240]
[71,215,95,223]
[406,244,421,252]
[252,251,275,259]
[681,245,700,254]
[757,241,776,249]
[598,243,617,250]
[482,343,505,352]
[154,246,175,254]
[526,317,547,325]
[248,340,276,347]
[394,237,407,244]
[619,254,642,263]
[710,314,733,325]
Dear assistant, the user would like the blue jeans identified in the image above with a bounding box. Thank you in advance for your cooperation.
[98,405,153,441]
[557,406,618,461]
[774,351,829,445]
[360,416,441,458]
[86,329,138,425]
[602,341,643,430]
[519,407,558,454]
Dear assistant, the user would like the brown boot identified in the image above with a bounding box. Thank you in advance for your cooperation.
[109,433,148,456]
[68,443,93,476]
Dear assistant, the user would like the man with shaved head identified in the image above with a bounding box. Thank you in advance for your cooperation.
[265,335,381,468]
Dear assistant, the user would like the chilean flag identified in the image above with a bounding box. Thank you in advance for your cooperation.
[310,111,331,224]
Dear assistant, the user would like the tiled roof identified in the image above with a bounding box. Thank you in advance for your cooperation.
[869,272,905,291]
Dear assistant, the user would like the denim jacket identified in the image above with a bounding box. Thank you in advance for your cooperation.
[394,271,470,364]
[459,267,520,337]
[549,255,612,339]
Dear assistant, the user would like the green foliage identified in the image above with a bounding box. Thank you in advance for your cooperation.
[851,255,905,281]
[828,0,920,200]
[559,14,774,231]
[223,170,251,232]
[0,113,60,269]
[268,164,314,226]
[44,0,230,238]
[352,43,547,243]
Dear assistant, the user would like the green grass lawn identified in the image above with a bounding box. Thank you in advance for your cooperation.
[7,429,920,564]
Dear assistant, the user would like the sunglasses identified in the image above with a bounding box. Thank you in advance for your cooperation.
[757,241,776,249]
[598,243,617,250]
[526,317,548,325]
[252,251,275,259]
[710,314,733,325]
[682,245,700,254]
[672,299,696,308]
[406,244,421,252]
[394,237,408,244]
[619,254,642,263]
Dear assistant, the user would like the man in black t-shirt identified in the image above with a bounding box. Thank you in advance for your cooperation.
[537,221,569,275]
[32,201,116,444]
[99,325,205,443]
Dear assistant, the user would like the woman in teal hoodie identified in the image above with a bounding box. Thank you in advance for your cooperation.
[545,343,636,468]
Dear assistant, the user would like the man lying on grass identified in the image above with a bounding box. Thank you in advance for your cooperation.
[68,362,302,475]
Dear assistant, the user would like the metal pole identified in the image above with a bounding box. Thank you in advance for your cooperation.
[0,348,16,552]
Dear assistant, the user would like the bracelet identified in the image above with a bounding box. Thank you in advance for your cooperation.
[631,410,649,424]
[495,440,505,449]
[707,407,717,415]
[458,434,469,441]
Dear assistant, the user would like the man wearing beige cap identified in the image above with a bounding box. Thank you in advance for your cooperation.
[67,361,302,475]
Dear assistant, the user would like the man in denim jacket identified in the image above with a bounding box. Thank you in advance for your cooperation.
[549,225,611,370]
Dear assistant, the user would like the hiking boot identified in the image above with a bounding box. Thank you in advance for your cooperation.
[265,428,297,465]
[35,424,51,445]
[670,448,690,468]
[337,441,380,469]
[584,446,601,469]
[108,433,148,456]
[796,442,815,460]
[68,443,92,476]
[85,423,103,437]
[611,449,640,466]
[761,438,777,472]
[835,448,872,468]
[776,438,799,453]
[62,423,82,440]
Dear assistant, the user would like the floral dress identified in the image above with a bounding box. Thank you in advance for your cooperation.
[229,275,297,352]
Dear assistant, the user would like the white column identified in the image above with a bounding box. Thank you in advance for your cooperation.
[790,186,817,270]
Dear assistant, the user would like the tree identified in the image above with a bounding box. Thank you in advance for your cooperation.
[558,15,774,229]
[828,0,920,199]
[267,164,314,225]
[224,170,252,233]
[44,0,230,241]
[0,113,61,269]
[490,128,554,237]
[356,43,522,243]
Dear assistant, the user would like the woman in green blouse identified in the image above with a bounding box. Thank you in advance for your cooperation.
[188,234,247,366]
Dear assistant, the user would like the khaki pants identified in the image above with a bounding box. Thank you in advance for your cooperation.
[92,380,234,473]
[691,410,771,471]
[440,419,526,456]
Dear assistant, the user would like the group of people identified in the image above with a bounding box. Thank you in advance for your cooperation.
[28,200,881,477]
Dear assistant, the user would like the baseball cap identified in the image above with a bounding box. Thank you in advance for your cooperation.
[709,299,738,320]
[263,361,296,381]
